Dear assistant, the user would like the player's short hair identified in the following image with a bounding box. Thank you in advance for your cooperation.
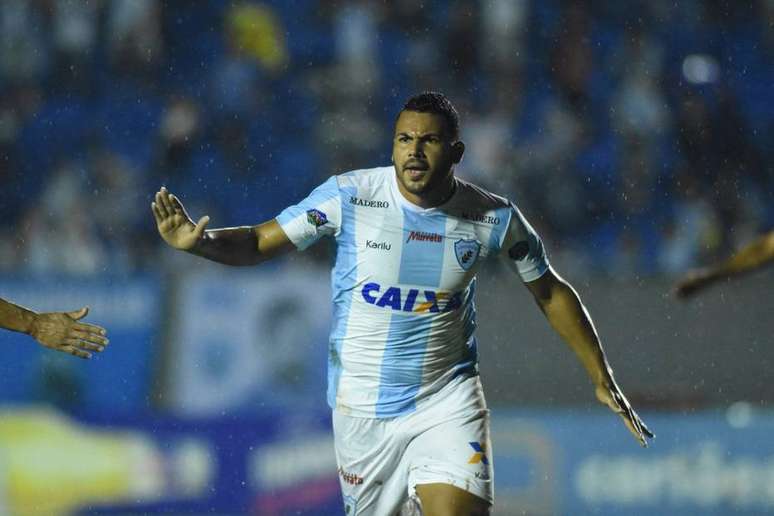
[400,91,460,140]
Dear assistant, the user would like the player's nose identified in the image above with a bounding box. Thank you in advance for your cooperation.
[408,142,425,157]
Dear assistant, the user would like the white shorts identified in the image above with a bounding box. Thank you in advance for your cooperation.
[332,375,493,515]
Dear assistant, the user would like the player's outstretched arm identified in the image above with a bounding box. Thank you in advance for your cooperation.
[0,299,108,359]
[525,268,654,447]
[152,187,294,266]
[674,230,774,299]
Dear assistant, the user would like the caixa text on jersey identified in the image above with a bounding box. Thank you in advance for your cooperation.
[361,282,463,313]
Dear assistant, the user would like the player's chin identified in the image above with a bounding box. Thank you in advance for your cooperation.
[401,173,430,192]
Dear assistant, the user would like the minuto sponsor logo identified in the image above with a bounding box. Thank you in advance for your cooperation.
[406,230,443,243]
[350,196,389,208]
[462,212,500,225]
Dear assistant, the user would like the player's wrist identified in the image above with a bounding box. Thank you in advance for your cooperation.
[22,310,40,336]
[592,366,615,389]
[188,230,210,254]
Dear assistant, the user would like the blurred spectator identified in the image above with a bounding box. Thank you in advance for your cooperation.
[659,167,723,272]
[155,96,202,182]
[610,23,669,154]
[0,0,50,85]
[106,0,164,84]
[445,1,480,97]
[481,0,529,74]
[18,161,108,275]
[50,0,101,94]
[226,2,287,73]
[90,148,146,271]
[460,75,523,194]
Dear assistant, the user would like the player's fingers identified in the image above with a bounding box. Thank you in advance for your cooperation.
[74,321,107,336]
[78,341,106,353]
[618,411,644,446]
[159,187,176,215]
[637,416,655,439]
[71,328,109,346]
[622,409,649,447]
[155,191,170,218]
[66,307,89,320]
[601,389,624,414]
[193,215,210,238]
[61,345,91,359]
[169,194,185,215]
[64,336,104,352]
[152,202,164,224]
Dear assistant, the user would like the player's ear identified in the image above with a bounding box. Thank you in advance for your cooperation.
[451,141,465,164]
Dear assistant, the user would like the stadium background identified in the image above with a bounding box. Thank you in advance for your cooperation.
[0,0,772,514]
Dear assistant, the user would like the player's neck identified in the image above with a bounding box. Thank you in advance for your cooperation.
[398,174,457,209]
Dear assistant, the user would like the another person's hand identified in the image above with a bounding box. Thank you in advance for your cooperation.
[673,268,713,299]
[152,187,210,251]
[30,307,108,359]
[595,380,654,447]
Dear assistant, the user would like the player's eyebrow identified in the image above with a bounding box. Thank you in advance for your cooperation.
[395,132,443,139]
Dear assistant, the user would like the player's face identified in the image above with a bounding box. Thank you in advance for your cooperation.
[392,111,462,205]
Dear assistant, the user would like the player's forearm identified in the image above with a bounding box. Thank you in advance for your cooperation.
[0,298,37,334]
[538,282,612,387]
[190,226,264,266]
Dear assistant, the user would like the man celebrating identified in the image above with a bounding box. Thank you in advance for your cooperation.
[153,92,652,515]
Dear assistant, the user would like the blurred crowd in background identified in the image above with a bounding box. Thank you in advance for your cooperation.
[1,0,772,277]
[0,4,772,512]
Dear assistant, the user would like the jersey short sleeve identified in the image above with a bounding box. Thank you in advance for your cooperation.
[275,176,342,250]
[500,203,550,282]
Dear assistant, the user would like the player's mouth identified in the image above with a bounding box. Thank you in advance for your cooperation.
[403,161,429,180]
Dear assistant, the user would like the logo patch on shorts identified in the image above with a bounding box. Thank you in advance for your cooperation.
[455,239,481,271]
[306,208,328,227]
[468,441,489,465]
[343,495,358,514]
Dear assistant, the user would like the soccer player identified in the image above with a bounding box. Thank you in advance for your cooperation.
[0,298,108,359]
[674,230,774,298]
[152,92,653,515]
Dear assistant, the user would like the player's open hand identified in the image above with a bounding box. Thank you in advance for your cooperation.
[30,307,108,359]
[152,187,210,251]
[595,380,654,447]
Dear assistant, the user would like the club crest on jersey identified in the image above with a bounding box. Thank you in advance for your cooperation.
[454,239,481,271]
[306,208,328,227]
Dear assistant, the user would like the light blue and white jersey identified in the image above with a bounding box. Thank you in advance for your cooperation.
[276,166,549,418]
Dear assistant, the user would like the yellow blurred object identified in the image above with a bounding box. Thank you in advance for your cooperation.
[226,3,288,72]
[0,407,211,515]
